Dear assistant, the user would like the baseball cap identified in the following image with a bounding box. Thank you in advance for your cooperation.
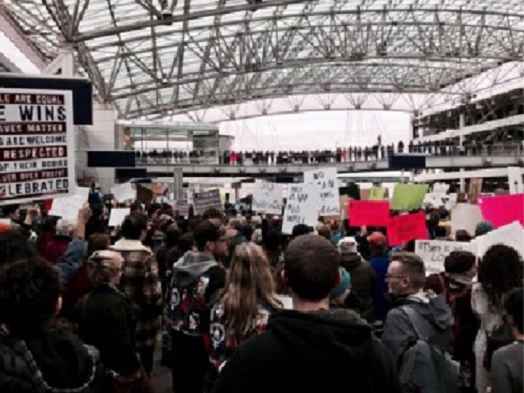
[367,231,387,247]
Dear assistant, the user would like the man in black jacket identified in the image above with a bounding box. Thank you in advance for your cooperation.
[212,235,399,393]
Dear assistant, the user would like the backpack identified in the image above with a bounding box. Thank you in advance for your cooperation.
[398,305,459,393]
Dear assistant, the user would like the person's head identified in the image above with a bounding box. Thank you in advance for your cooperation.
[178,231,194,254]
[454,230,472,242]
[120,212,148,240]
[291,224,314,239]
[193,220,227,256]
[86,233,112,258]
[444,250,477,283]
[479,244,523,307]
[387,252,426,296]
[87,250,125,287]
[222,242,279,336]
[250,215,262,227]
[227,218,243,232]
[367,231,388,257]
[284,234,340,302]
[2,204,21,221]
[55,218,75,237]
[164,223,181,248]
[316,223,331,240]
[202,207,224,227]
[0,229,37,268]
[475,221,494,237]
[0,260,61,335]
[504,287,524,337]
[337,236,358,255]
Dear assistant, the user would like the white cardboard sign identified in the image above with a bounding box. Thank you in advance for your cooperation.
[304,167,340,217]
[252,180,283,215]
[471,221,524,258]
[415,240,473,276]
[108,208,130,227]
[451,203,483,237]
[111,182,136,202]
[282,183,320,235]
[48,187,90,222]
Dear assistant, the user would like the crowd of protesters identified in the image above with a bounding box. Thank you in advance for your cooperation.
[136,140,524,166]
[0,186,522,393]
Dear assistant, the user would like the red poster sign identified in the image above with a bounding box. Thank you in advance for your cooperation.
[387,212,428,246]
[348,200,390,227]
[478,193,524,228]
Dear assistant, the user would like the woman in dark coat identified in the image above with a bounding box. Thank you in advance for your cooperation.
[75,250,141,380]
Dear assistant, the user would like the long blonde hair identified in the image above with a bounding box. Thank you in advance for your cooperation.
[222,242,281,339]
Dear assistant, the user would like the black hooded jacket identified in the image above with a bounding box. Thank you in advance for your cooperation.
[212,309,400,393]
[0,328,108,393]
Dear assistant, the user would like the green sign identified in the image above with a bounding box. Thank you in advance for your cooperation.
[369,187,386,200]
[391,184,429,211]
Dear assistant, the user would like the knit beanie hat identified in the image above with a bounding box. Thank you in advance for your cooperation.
[337,237,358,255]
[331,267,351,299]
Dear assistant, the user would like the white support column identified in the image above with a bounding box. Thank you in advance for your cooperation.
[459,168,466,193]
[508,166,524,194]
[44,46,75,76]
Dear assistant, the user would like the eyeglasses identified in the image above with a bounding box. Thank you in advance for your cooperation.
[385,274,406,280]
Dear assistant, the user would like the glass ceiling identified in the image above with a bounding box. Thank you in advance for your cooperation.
[3,0,524,122]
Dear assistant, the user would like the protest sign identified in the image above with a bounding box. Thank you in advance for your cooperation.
[49,187,89,222]
[423,192,457,210]
[450,203,483,236]
[108,208,130,227]
[348,200,390,227]
[433,183,450,194]
[0,88,75,205]
[282,183,320,235]
[359,189,370,200]
[111,182,136,202]
[478,193,524,228]
[387,212,428,246]
[471,221,524,258]
[415,240,473,275]
[304,167,340,216]
[368,186,386,200]
[252,181,283,215]
[391,184,429,211]
[193,189,222,215]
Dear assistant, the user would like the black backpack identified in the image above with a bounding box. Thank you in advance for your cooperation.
[398,306,460,393]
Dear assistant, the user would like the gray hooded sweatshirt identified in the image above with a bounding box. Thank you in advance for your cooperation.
[382,291,454,365]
